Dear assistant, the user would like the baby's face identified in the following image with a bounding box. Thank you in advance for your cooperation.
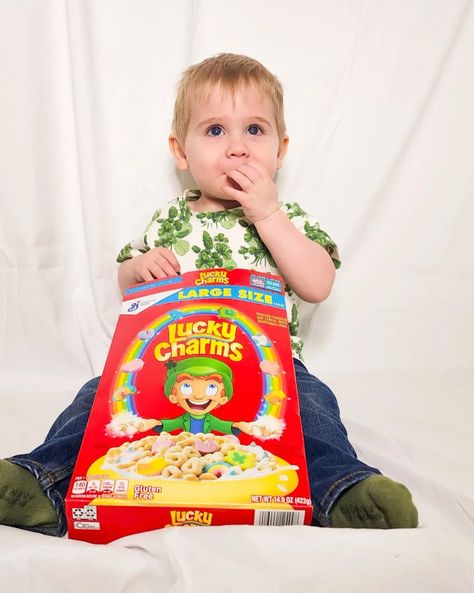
[171,83,287,208]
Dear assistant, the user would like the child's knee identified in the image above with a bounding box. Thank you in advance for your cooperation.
[75,377,101,403]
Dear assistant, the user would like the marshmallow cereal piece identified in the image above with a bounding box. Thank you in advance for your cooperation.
[138,329,155,341]
[136,456,168,476]
[225,450,257,470]
[112,386,135,401]
[259,360,281,376]
[217,307,237,319]
[264,390,286,405]
[252,334,271,347]
[121,358,144,373]
[151,437,174,453]
[204,462,232,478]
[194,438,218,454]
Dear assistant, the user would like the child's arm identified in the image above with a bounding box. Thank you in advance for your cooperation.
[223,163,336,303]
[118,247,181,295]
[254,211,335,303]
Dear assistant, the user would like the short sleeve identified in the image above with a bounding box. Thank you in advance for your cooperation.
[283,202,341,269]
[116,209,161,263]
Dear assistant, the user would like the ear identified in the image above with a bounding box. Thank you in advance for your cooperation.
[169,134,189,171]
[276,135,289,169]
[218,395,228,406]
[169,394,178,404]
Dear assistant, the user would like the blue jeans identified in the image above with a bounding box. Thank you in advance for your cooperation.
[8,359,380,536]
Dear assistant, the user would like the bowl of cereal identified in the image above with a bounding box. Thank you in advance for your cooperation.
[87,432,299,506]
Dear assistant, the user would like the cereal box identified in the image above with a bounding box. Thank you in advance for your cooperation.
[66,268,313,543]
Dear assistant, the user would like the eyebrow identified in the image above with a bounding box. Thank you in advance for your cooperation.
[196,116,273,128]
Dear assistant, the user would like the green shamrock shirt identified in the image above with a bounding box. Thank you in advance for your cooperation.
[117,189,340,359]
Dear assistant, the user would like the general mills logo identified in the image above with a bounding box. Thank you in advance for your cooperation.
[127,302,139,312]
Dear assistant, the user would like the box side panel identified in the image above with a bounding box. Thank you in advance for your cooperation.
[66,499,313,544]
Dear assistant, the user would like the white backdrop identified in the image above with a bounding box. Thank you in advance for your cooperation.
[0,2,473,592]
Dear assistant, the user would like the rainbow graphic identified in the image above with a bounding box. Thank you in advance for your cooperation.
[110,303,287,422]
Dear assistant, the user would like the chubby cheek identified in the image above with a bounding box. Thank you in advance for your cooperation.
[192,157,222,180]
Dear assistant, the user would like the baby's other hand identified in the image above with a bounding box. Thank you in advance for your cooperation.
[132,248,180,283]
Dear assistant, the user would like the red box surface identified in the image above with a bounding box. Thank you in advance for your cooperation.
[66,269,312,543]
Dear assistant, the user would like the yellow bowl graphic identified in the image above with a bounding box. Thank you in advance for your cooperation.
[86,454,299,507]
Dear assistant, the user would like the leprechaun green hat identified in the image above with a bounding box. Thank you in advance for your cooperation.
[164,357,234,399]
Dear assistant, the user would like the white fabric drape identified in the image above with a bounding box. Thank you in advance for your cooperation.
[1,1,473,591]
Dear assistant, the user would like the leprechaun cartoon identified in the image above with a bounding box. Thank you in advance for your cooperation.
[126,357,276,438]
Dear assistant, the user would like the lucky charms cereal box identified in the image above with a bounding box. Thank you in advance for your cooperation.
[66,268,313,543]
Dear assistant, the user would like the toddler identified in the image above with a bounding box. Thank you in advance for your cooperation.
[0,53,417,535]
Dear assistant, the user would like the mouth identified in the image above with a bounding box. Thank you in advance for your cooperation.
[223,172,243,192]
[226,176,242,191]
[187,398,211,411]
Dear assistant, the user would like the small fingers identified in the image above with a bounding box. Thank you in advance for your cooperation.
[157,248,181,274]
[227,169,253,192]
[234,162,264,182]
[150,259,176,279]
[137,248,181,282]
[146,261,167,279]
[155,257,180,277]
[139,268,155,282]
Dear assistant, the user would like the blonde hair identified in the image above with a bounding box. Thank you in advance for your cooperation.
[172,53,286,144]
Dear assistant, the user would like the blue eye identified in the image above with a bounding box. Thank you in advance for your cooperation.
[207,126,224,136]
[180,383,193,396]
[205,383,218,396]
[247,125,262,135]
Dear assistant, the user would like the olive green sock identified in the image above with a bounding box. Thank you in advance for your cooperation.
[0,460,58,529]
[330,475,418,528]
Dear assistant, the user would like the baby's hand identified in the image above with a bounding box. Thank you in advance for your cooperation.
[222,162,280,223]
[131,247,180,283]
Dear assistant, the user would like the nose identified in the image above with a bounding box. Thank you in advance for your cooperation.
[194,383,206,400]
[225,134,249,159]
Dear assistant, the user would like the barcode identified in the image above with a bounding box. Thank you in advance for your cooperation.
[254,510,305,526]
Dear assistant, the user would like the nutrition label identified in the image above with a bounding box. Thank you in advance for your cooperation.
[72,478,129,496]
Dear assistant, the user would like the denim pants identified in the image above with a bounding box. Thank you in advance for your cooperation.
[8,358,380,536]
